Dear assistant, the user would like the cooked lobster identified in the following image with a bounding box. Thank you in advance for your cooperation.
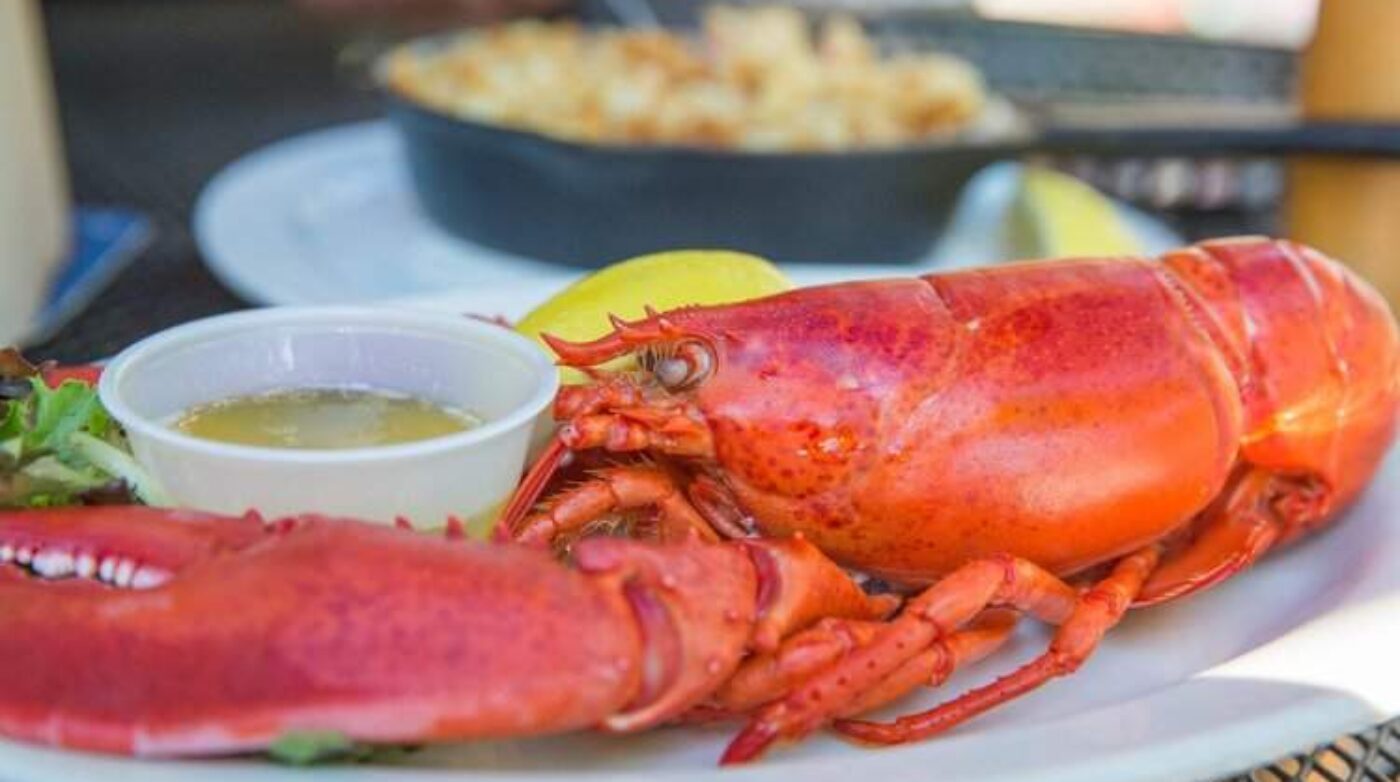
[0,237,1395,765]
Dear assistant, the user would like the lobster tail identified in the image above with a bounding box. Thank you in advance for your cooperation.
[1163,237,1400,509]
[1138,238,1400,604]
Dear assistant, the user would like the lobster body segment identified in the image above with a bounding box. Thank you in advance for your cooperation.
[543,238,1397,593]
[1163,239,1400,512]
[671,258,1246,582]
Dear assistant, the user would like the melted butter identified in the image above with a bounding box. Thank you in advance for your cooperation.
[176,388,480,449]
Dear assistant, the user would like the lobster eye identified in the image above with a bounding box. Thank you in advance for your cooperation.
[653,341,713,391]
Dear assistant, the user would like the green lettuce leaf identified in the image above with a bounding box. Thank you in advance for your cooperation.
[268,731,415,766]
[0,357,168,508]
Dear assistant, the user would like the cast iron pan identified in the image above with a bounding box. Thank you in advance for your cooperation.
[382,71,1400,269]
[383,91,1024,267]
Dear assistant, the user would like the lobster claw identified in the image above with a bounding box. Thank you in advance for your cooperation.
[0,508,655,755]
[572,535,757,733]
[0,507,775,758]
[0,506,266,586]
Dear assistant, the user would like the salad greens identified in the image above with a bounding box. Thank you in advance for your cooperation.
[0,348,168,509]
[268,731,416,766]
[2,350,409,767]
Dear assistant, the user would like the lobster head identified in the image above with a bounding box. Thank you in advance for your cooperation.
[547,277,953,425]
[508,279,955,531]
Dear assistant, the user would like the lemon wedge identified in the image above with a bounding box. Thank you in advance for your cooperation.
[516,250,794,382]
[1012,166,1145,258]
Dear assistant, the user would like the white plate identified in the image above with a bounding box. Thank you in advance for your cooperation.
[1,416,1395,782]
[192,121,1183,306]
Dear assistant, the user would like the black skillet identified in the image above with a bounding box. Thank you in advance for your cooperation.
[381,59,1400,269]
[384,90,1027,266]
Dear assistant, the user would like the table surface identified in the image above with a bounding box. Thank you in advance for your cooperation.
[33,0,380,363]
[27,1,1400,779]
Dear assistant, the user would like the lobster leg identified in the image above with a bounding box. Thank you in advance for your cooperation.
[709,609,1016,718]
[554,372,649,419]
[561,409,714,457]
[834,546,1160,747]
[838,610,1019,718]
[720,554,1086,763]
[514,465,718,545]
[1136,468,1329,605]
[497,400,719,540]
[713,619,884,715]
[686,473,753,540]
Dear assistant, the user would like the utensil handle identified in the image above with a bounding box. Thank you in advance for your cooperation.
[1037,123,1400,159]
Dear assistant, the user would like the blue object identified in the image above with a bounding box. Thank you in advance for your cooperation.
[26,208,152,345]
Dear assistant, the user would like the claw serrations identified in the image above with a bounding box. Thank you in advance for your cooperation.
[0,506,264,576]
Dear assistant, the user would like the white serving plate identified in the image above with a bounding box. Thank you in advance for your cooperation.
[192,121,1183,307]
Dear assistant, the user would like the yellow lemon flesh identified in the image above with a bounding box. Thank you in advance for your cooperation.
[516,250,794,383]
[1012,166,1146,258]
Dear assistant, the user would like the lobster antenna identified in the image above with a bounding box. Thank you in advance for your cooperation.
[541,310,682,367]
[542,331,632,367]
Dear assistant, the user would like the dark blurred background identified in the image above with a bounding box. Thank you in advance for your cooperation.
[34,0,1312,360]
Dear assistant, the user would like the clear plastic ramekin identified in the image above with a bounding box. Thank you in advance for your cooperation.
[98,307,557,530]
